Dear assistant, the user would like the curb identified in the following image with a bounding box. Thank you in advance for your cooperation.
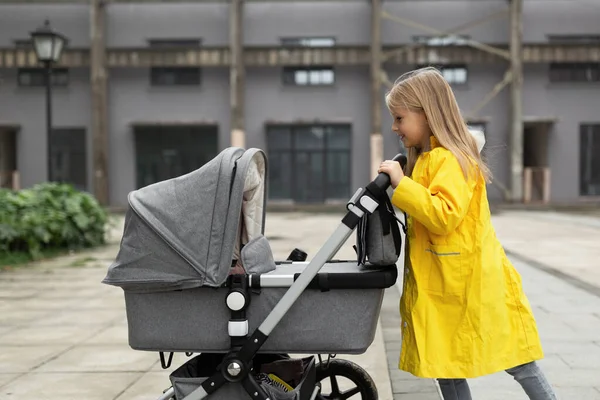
[505,249,600,299]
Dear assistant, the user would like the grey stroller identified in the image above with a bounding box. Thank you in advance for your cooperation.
[103,147,405,400]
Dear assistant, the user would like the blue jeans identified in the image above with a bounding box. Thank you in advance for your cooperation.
[437,361,557,400]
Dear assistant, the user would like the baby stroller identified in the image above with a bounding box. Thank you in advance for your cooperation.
[103,147,406,400]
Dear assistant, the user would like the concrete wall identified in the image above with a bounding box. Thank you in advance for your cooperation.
[523,64,600,202]
[106,67,230,205]
[0,67,92,189]
[3,1,598,48]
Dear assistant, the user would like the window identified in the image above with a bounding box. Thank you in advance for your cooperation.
[414,35,470,46]
[281,37,335,48]
[134,124,218,189]
[148,39,201,86]
[17,68,69,87]
[418,64,468,85]
[280,37,336,85]
[266,124,351,202]
[580,124,600,196]
[283,67,335,86]
[547,35,600,44]
[49,128,87,191]
[549,63,600,83]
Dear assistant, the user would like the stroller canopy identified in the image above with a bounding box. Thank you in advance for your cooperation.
[103,147,268,292]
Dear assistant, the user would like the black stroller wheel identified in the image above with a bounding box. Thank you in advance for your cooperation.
[315,359,378,400]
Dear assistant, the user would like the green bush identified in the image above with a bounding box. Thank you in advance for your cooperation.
[0,182,108,259]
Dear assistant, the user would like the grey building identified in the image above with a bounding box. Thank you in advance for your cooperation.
[0,0,599,208]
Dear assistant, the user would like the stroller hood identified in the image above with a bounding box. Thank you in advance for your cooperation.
[103,147,268,292]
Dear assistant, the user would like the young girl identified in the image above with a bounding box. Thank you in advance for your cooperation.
[377,67,558,400]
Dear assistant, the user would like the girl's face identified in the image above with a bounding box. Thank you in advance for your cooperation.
[390,107,431,149]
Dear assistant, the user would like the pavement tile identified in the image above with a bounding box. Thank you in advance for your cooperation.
[394,393,441,400]
[27,309,122,327]
[0,307,52,326]
[35,344,158,373]
[0,373,21,387]
[0,345,68,373]
[115,371,174,400]
[555,387,600,399]
[0,372,141,400]
[83,324,130,345]
[0,325,104,346]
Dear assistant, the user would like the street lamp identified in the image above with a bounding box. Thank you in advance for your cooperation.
[30,19,67,182]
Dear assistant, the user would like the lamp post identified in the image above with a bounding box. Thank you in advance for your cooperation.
[30,19,67,182]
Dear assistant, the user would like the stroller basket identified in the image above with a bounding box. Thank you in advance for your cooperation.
[124,261,396,354]
[170,354,316,400]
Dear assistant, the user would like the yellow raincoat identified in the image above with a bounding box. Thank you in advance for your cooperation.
[391,136,544,379]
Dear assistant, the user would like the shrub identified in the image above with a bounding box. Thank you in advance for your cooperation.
[0,182,108,259]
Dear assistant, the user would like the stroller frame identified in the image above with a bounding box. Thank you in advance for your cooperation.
[153,153,406,400]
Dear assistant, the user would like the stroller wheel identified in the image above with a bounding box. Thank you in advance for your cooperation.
[315,359,378,400]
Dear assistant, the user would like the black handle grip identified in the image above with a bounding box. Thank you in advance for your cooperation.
[372,153,407,192]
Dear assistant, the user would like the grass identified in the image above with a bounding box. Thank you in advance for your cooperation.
[69,256,98,268]
[0,248,71,271]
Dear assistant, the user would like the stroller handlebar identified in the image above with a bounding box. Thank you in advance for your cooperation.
[371,153,407,192]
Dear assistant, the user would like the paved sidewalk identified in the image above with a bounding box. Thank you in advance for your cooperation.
[491,210,600,291]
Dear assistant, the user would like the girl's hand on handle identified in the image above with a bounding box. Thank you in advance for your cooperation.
[378,160,405,189]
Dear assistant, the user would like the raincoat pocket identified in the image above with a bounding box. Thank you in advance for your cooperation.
[424,244,464,295]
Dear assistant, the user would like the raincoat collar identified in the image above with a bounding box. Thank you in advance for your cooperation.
[429,135,441,150]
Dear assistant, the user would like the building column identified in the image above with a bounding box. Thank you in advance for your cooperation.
[370,0,383,180]
[230,0,245,148]
[509,0,524,202]
[90,0,109,205]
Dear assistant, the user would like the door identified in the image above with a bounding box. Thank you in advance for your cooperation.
[0,128,17,189]
[49,128,87,191]
[134,125,219,189]
[580,124,600,196]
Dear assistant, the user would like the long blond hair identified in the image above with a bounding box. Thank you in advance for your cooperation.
[385,67,491,182]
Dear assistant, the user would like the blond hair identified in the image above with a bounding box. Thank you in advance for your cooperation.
[385,67,492,182]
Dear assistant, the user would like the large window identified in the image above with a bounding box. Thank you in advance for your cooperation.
[413,35,470,46]
[580,124,600,196]
[417,64,468,85]
[17,68,69,87]
[548,36,600,83]
[266,124,352,203]
[281,37,335,48]
[549,63,600,83]
[281,37,335,86]
[282,67,335,86]
[134,124,218,189]
[148,39,202,86]
[49,128,88,191]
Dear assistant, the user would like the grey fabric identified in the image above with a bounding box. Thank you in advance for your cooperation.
[366,209,400,266]
[170,357,315,400]
[241,234,276,275]
[102,147,268,290]
[438,362,557,400]
[124,263,385,354]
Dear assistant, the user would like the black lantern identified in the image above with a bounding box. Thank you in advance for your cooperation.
[30,19,68,182]
[30,19,67,64]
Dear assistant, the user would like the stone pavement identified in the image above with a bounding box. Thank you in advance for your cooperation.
[491,210,600,291]
[1,210,599,399]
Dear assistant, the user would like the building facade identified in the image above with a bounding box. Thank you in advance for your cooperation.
[0,0,599,208]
